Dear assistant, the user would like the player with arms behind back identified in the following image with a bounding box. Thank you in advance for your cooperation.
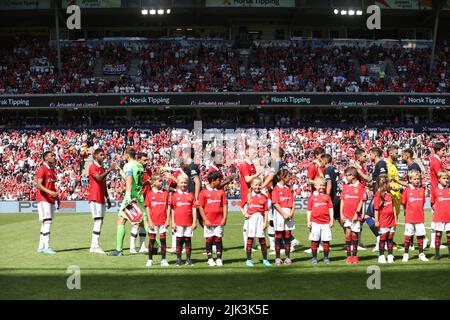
[145,174,171,267]
[36,151,58,254]
[88,148,117,254]
[430,170,450,260]
[240,177,271,267]
[271,169,295,266]
[307,177,334,264]
[373,176,397,264]
[401,169,428,263]
[171,174,197,266]
[340,167,365,264]
[198,171,228,267]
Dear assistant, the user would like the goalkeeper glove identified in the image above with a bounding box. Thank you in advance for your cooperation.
[123,192,132,206]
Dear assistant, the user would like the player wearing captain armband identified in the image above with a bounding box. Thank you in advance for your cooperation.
[108,147,147,256]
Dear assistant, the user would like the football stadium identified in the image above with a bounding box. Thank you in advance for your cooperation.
[0,0,450,302]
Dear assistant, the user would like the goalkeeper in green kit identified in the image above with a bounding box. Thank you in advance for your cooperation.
[108,147,148,256]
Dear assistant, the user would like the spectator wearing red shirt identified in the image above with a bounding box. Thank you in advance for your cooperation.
[145,174,170,267]
[307,177,334,264]
[171,174,197,266]
[401,169,428,262]
[373,176,397,264]
[198,171,228,266]
[88,148,117,254]
[36,151,58,253]
[430,170,450,260]
[340,167,365,264]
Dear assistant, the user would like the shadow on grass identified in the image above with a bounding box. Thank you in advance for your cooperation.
[1,267,449,300]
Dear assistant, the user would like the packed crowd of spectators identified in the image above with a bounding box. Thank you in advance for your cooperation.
[0,126,448,201]
[1,39,448,94]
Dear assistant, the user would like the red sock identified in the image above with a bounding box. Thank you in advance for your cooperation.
[417,235,424,253]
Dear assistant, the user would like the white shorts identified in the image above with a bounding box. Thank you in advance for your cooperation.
[431,222,450,232]
[245,213,265,238]
[204,226,224,238]
[148,225,168,235]
[174,226,193,238]
[268,207,275,235]
[89,201,105,219]
[38,201,55,222]
[309,222,332,241]
[379,226,396,234]
[274,207,296,231]
[343,219,361,233]
[404,223,426,236]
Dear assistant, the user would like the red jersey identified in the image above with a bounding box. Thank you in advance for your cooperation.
[238,160,257,206]
[431,185,450,223]
[142,172,151,198]
[145,188,170,225]
[36,163,56,204]
[356,163,368,189]
[373,191,396,228]
[171,191,195,226]
[430,154,444,191]
[307,192,333,224]
[272,184,294,208]
[401,186,426,223]
[307,162,325,192]
[88,161,107,204]
[340,182,365,220]
[241,192,268,216]
[198,187,227,225]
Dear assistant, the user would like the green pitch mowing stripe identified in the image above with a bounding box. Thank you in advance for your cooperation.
[0,211,449,300]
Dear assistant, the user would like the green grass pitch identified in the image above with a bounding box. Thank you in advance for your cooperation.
[0,210,449,300]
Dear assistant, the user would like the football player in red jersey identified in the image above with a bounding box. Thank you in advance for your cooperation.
[430,170,450,260]
[271,169,295,265]
[237,145,261,250]
[429,142,447,250]
[199,171,228,267]
[374,176,397,264]
[88,148,117,254]
[401,170,428,262]
[306,147,325,191]
[340,167,365,264]
[171,174,197,266]
[145,174,171,267]
[206,150,236,189]
[239,177,271,267]
[307,177,334,264]
[36,151,58,254]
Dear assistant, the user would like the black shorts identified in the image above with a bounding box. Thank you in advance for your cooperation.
[332,196,341,220]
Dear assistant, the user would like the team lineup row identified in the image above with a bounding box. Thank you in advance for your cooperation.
[34,142,449,266]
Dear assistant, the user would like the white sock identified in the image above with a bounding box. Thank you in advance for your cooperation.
[91,218,103,247]
[130,225,139,250]
[42,222,51,249]
[39,223,45,249]
[139,226,147,248]
[172,231,177,249]
[269,234,275,250]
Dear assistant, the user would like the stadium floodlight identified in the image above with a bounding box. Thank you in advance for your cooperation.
[150,9,156,15]
[141,9,148,15]
[340,10,347,15]
[348,10,355,15]
[157,9,164,15]
[356,10,363,15]
[166,9,171,14]
[333,9,339,15]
